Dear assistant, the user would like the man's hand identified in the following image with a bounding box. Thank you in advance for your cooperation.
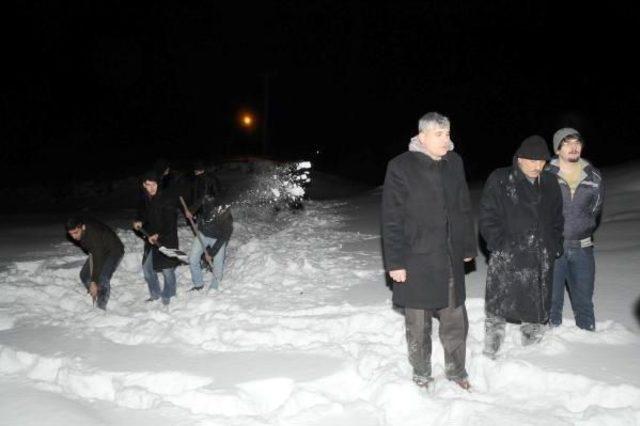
[148,234,159,245]
[185,209,194,221]
[464,257,474,262]
[389,269,407,283]
[88,282,98,302]
[132,221,143,231]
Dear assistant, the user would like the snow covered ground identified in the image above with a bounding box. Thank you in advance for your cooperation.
[1,161,639,425]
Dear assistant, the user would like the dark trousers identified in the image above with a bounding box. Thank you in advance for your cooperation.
[483,314,545,357]
[80,253,122,310]
[404,271,468,381]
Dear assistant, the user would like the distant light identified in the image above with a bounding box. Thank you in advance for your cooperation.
[237,110,256,132]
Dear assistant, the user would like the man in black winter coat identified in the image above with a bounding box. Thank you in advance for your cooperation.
[184,161,233,291]
[133,171,181,306]
[66,217,125,310]
[184,161,222,216]
[382,112,477,390]
[479,135,564,358]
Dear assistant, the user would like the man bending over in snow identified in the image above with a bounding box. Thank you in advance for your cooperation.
[66,217,125,310]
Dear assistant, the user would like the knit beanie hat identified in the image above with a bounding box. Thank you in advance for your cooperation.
[552,127,581,152]
[515,135,551,160]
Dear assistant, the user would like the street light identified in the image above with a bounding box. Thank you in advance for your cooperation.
[238,111,256,131]
[241,113,253,127]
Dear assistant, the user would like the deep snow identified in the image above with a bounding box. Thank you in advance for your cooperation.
[1,161,639,425]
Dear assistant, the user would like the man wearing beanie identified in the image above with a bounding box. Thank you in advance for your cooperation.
[382,112,476,390]
[479,135,564,358]
[548,128,603,331]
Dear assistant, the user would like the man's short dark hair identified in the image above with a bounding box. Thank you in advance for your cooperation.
[65,216,84,231]
[141,170,159,183]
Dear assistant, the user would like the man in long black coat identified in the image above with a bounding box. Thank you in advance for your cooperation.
[479,135,564,358]
[382,112,477,390]
[133,171,181,306]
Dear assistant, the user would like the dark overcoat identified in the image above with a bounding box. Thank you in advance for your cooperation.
[138,189,181,271]
[479,161,564,323]
[382,151,477,310]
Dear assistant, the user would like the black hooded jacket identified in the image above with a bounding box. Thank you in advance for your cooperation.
[137,188,181,271]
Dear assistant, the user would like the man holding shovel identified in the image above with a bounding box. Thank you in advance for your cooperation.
[182,162,233,291]
[133,171,181,305]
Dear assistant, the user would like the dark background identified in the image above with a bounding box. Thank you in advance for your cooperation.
[2,1,639,190]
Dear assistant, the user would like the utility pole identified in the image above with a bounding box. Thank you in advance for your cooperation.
[262,72,270,155]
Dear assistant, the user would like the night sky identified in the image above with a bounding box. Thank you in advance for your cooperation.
[3,1,639,188]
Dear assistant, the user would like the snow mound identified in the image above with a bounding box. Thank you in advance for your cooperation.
[1,163,640,425]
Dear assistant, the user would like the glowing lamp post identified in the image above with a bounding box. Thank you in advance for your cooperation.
[241,113,254,129]
[239,112,256,132]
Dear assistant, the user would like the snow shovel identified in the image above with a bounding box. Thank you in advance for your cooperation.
[89,253,96,308]
[136,227,189,264]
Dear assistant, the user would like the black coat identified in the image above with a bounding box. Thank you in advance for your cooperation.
[479,161,564,323]
[79,219,125,282]
[198,196,233,241]
[137,189,181,271]
[382,151,477,310]
[187,172,233,241]
[187,172,222,214]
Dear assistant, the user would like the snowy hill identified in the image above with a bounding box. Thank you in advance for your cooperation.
[0,161,639,425]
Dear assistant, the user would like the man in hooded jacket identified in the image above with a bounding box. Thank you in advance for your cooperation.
[133,171,181,306]
[183,161,233,291]
[479,135,564,358]
[382,112,476,390]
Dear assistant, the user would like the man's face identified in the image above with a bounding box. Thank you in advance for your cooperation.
[557,137,583,163]
[68,225,85,241]
[517,158,547,179]
[143,180,158,196]
[418,124,451,159]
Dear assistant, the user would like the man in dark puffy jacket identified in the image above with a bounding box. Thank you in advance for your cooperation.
[66,217,124,310]
[184,161,232,291]
[548,128,604,331]
[479,135,564,358]
[382,112,476,390]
